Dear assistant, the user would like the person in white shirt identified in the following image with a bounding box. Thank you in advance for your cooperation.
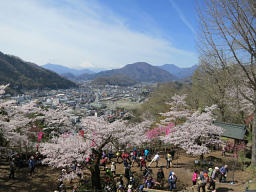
[111,162,116,175]
[148,153,160,167]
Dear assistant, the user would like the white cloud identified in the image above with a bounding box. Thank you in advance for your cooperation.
[0,0,197,68]
[169,0,196,35]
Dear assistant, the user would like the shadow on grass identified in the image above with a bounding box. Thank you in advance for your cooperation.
[216,187,234,191]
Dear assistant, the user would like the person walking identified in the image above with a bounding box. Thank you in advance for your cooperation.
[140,156,147,171]
[145,176,155,189]
[166,152,172,168]
[197,172,208,192]
[144,149,149,160]
[168,172,177,191]
[219,165,228,183]
[131,149,137,167]
[148,153,160,167]
[111,162,116,176]
[208,167,219,191]
[192,170,198,185]
[127,184,133,192]
[117,175,124,191]
[208,168,213,178]
[116,150,121,163]
[128,174,135,188]
[28,156,35,176]
[124,166,131,182]
[156,167,165,188]
[9,158,16,179]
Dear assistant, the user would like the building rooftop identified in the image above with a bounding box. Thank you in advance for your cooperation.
[214,121,246,140]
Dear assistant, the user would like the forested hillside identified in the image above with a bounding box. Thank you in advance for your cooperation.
[0,52,77,91]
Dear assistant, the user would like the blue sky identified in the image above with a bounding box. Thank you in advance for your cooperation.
[0,0,199,69]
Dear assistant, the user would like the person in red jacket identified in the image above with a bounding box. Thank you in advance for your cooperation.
[140,157,147,171]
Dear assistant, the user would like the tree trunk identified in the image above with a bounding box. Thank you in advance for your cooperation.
[90,149,102,191]
[89,136,112,191]
[252,111,256,166]
[200,153,204,160]
[219,105,226,122]
[90,165,101,191]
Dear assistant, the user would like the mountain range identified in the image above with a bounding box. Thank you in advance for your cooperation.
[0,52,77,91]
[79,62,176,82]
[158,64,198,79]
[43,63,197,83]
[42,64,104,75]
[42,64,94,75]
[0,50,197,90]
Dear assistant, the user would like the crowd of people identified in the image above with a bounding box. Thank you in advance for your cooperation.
[6,148,229,192]
[99,148,178,192]
[192,165,228,192]
[8,152,41,180]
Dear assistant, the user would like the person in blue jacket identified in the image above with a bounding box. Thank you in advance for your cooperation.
[168,172,177,191]
[28,156,35,176]
[219,165,228,183]
[144,149,149,160]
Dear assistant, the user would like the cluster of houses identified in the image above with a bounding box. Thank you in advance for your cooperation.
[1,82,155,123]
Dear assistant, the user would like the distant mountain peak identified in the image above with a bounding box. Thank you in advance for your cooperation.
[158,64,198,79]
[42,64,95,76]
[78,62,176,83]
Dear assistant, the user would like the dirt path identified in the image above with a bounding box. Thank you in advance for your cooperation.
[0,159,59,192]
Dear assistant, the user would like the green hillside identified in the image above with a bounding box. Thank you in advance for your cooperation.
[0,52,77,91]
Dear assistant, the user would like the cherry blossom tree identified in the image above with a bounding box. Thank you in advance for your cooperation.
[40,116,152,190]
[40,133,91,168]
[0,84,9,95]
[0,84,74,149]
[0,85,31,147]
[145,123,174,140]
[159,94,223,156]
[160,94,191,125]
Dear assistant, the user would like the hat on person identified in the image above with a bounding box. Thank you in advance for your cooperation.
[128,184,132,189]
[224,165,228,168]
[172,172,175,175]
[112,162,115,165]
[208,168,213,171]
[215,167,219,170]
[62,169,66,172]
[77,163,81,167]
